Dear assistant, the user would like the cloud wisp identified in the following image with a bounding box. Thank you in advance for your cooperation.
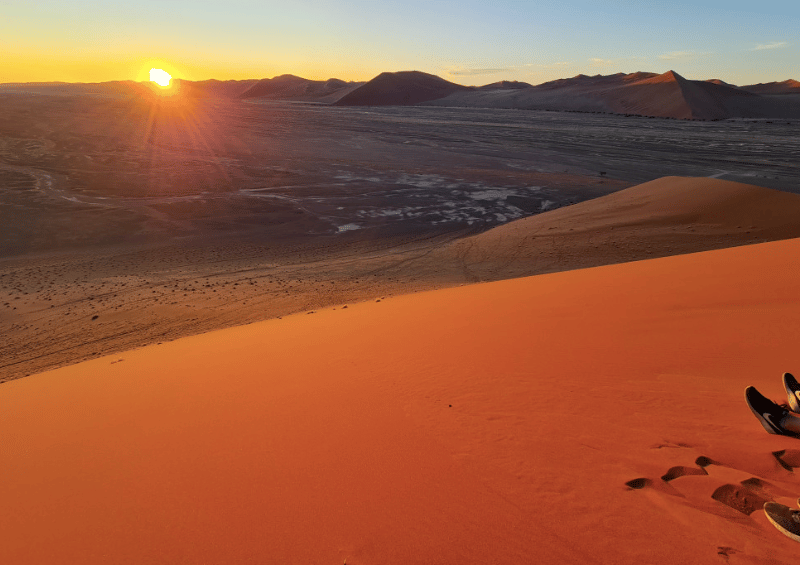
[589,58,614,68]
[752,41,788,51]
[659,51,693,60]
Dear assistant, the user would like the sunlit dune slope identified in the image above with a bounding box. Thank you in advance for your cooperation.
[3,238,800,564]
[427,176,800,281]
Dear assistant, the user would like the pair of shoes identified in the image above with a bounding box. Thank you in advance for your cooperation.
[765,501,800,543]
[745,384,800,438]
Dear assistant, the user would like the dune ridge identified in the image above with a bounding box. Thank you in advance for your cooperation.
[3,70,799,119]
[424,176,800,281]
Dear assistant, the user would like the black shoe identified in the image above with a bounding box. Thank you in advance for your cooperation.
[765,502,800,542]
[784,373,800,413]
[745,386,798,437]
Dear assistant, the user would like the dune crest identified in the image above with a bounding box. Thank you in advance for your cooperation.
[430,176,800,280]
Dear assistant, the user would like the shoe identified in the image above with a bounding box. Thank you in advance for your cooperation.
[745,386,798,437]
[784,373,800,413]
[765,502,800,543]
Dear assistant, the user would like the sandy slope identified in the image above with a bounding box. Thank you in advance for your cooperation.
[425,176,800,281]
[4,176,799,382]
[2,237,800,564]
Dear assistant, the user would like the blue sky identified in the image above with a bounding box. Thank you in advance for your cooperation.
[1,0,796,84]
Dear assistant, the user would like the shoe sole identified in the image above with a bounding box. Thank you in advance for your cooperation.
[765,502,800,543]
[784,373,800,413]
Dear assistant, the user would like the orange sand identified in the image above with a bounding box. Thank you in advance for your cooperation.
[3,238,800,564]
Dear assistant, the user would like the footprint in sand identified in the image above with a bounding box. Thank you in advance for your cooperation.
[626,452,800,517]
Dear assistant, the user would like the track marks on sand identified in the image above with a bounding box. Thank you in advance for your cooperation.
[773,449,800,471]
[627,453,799,516]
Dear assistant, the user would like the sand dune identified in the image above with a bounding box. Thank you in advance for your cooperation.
[335,70,469,106]
[602,70,751,119]
[3,236,800,564]
[426,177,800,281]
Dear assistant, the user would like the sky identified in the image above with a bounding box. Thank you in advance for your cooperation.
[1,0,797,86]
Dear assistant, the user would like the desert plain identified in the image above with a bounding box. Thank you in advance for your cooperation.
[2,75,800,564]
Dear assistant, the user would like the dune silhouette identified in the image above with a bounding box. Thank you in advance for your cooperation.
[477,80,532,90]
[335,70,470,106]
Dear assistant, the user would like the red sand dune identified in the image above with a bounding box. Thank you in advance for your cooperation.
[525,70,760,120]
[3,236,800,564]
[601,70,747,119]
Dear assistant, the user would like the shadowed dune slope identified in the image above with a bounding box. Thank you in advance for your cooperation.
[335,70,470,106]
[429,176,800,281]
[3,238,800,564]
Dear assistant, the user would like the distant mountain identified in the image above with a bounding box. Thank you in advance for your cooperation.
[741,79,800,95]
[176,79,259,99]
[334,71,470,106]
[425,70,800,120]
[3,71,799,119]
[238,75,363,103]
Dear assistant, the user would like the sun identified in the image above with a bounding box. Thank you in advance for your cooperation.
[149,68,172,87]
